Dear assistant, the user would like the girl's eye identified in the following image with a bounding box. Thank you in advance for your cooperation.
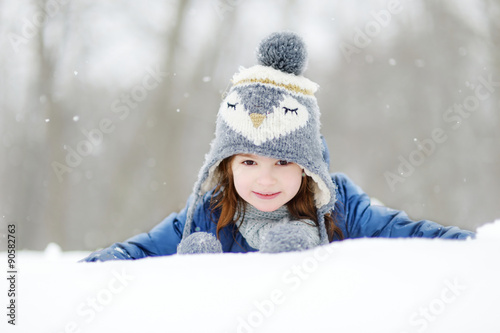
[283,107,298,115]
[227,102,238,110]
[242,160,256,166]
[277,160,290,166]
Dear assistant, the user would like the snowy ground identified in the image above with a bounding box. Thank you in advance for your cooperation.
[2,221,500,333]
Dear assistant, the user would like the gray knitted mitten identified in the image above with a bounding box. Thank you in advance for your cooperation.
[260,224,316,253]
[177,232,223,254]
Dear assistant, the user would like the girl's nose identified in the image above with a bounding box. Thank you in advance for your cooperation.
[256,167,276,185]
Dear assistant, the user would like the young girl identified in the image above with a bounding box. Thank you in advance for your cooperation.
[82,32,474,262]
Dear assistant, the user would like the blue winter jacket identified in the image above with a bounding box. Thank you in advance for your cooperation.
[82,173,475,262]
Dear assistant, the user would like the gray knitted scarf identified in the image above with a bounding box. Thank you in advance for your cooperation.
[236,204,321,250]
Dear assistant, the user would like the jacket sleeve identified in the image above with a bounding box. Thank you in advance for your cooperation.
[333,173,475,240]
[80,195,197,262]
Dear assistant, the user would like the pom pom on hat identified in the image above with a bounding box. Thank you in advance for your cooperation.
[257,31,308,76]
[177,232,223,254]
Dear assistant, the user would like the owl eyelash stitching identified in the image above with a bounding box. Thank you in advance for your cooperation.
[283,107,298,115]
[227,102,238,110]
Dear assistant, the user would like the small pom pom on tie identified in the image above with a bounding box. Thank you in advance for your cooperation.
[177,232,223,255]
[257,31,308,76]
[260,224,315,253]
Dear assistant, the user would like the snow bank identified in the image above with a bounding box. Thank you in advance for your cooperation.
[2,222,500,333]
[476,219,500,240]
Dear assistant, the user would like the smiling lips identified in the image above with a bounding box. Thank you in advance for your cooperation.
[252,191,281,200]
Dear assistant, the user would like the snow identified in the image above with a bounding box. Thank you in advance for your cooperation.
[476,220,500,240]
[2,221,500,333]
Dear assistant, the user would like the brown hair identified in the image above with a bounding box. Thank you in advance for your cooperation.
[210,156,343,242]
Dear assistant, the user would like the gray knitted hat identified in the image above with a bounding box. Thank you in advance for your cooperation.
[182,31,336,245]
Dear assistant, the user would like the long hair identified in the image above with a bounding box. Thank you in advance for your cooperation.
[210,156,344,242]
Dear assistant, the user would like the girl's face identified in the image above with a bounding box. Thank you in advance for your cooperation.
[231,154,303,212]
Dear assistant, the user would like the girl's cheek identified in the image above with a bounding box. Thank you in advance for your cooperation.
[283,167,302,178]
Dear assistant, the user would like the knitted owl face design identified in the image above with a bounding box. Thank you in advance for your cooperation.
[183,32,337,245]
[220,85,310,146]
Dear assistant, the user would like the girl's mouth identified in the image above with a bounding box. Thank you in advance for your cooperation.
[253,191,281,200]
